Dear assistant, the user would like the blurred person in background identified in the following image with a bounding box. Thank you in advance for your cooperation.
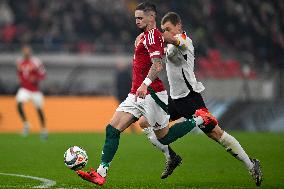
[16,45,47,140]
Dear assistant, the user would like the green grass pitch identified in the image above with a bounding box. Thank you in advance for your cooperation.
[0,132,283,189]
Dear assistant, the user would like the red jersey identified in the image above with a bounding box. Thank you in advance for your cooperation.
[130,28,165,94]
[17,57,46,92]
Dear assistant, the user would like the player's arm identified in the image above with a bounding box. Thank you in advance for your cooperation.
[136,30,164,100]
[136,58,163,100]
[163,31,179,46]
[34,58,46,80]
[37,63,46,80]
[163,32,189,49]
[146,57,163,82]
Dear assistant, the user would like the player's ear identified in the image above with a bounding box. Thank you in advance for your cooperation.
[148,11,156,21]
[177,22,182,30]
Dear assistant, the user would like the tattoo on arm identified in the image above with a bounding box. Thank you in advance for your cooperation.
[147,58,163,81]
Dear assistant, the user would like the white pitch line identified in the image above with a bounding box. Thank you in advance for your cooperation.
[0,172,56,188]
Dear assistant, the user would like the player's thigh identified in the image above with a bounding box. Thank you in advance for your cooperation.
[16,88,31,103]
[114,94,142,131]
[31,92,44,108]
[110,111,136,132]
[154,126,169,139]
[168,96,182,121]
[116,94,142,119]
[144,91,169,131]
[174,92,206,119]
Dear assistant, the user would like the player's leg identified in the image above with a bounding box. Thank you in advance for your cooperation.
[195,109,263,186]
[32,91,47,140]
[77,94,140,186]
[77,111,136,186]
[139,116,172,161]
[16,88,30,136]
[139,116,182,179]
[211,125,262,186]
[204,123,254,169]
[145,91,216,145]
[98,111,136,176]
[145,91,217,178]
[155,93,213,145]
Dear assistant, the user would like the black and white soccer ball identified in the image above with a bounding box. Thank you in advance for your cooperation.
[64,146,88,171]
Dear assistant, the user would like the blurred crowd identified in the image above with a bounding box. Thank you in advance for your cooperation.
[0,0,283,70]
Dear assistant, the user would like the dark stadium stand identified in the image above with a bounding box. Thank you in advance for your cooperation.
[0,0,283,71]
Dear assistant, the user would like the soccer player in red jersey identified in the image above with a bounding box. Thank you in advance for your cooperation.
[16,45,47,140]
[76,2,217,186]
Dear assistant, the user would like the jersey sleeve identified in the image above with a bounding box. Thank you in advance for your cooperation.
[144,29,164,59]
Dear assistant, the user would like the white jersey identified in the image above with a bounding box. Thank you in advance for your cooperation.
[165,32,205,99]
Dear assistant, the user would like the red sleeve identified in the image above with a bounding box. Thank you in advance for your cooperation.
[144,29,164,59]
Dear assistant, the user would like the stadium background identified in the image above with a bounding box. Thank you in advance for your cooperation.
[0,1,284,189]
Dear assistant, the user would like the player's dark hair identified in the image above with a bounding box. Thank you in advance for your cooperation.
[135,1,157,15]
[161,12,181,26]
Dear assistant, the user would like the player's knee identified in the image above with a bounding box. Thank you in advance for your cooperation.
[200,124,215,133]
[199,110,218,133]
[206,125,223,140]
[158,133,172,145]
[138,117,149,129]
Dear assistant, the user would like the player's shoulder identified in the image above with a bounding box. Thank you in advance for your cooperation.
[145,28,162,38]
[144,28,163,46]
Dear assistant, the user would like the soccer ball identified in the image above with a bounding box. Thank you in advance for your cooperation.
[64,146,88,171]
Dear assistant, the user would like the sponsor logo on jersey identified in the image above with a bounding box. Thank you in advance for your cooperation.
[153,122,161,128]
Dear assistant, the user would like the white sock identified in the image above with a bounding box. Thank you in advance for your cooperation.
[142,127,171,161]
[218,131,253,170]
[97,163,108,177]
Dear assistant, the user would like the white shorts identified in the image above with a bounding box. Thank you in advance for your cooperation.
[116,91,169,130]
[16,88,44,108]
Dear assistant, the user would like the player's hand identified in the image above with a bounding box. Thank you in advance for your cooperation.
[135,83,148,101]
[162,31,178,45]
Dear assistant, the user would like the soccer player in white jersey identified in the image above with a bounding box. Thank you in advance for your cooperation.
[16,45,47,140]
[158,12,262,186]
